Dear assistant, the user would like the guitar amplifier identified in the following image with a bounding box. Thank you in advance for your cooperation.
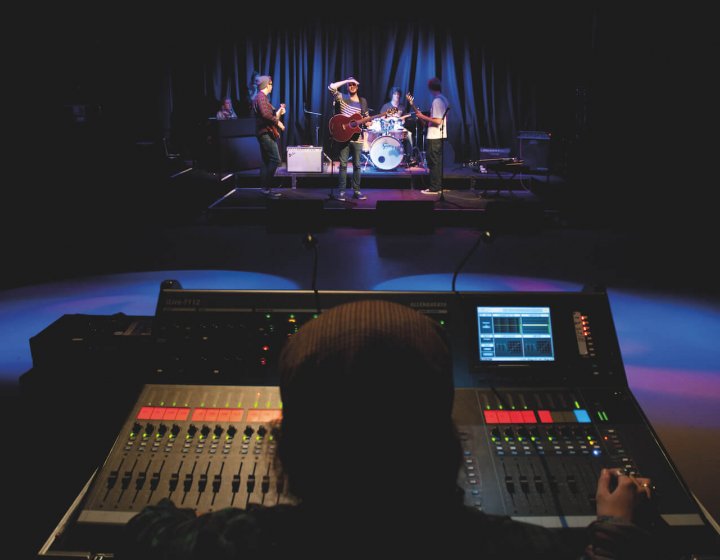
[287,146,323,172]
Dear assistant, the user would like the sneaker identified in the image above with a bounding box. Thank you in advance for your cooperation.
[421,188,440,195]
[335,190,346,201]
[352,191,367,200]
[262,188,281,198]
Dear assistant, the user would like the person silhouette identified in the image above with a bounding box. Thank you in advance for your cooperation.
[119,300,655,559]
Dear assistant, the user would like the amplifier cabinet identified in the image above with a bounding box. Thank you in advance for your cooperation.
[287,146,323,173]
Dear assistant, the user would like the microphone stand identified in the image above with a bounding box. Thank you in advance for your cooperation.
[303,106,322,147]
[438,106,450,202]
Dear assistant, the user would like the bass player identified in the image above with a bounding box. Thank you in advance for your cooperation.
[252,75,285,198]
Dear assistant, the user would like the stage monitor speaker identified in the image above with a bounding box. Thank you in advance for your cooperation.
[517,131,551,172]
[266,198,325,233]
[375,200,435,233]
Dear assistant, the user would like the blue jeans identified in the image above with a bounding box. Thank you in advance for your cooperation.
[258,133,281,189]
[338,140,363,192]
[426,138,443,190]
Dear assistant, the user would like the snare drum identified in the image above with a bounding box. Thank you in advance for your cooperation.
[369,135,404,170]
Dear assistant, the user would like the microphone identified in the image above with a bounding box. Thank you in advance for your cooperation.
[302,233,321,315]
[451,230,493,294]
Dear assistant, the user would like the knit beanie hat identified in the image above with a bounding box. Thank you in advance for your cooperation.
[279,300,454,421]
[255,75,272,90]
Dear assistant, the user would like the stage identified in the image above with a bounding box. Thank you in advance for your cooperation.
[204,161,565,228]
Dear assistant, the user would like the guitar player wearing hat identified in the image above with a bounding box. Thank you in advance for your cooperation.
[252,74,286,198]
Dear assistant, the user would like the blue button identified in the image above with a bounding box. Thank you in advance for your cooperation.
[574,409,591,423]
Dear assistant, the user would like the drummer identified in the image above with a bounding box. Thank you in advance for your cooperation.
[380,86,414,164]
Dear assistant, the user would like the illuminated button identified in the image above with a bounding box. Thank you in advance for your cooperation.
[538,410,553,423]
[574,410,592,423]
[484,410,499,424]
[137,407,154,420]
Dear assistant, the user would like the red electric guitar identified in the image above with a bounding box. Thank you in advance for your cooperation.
[329,107,397,143]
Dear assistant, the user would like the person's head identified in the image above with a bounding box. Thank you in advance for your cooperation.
[428,77,442,93]
[221,98,233,110]
[255,74,273,94]
[277,300,461,510]
[347,78,359,94]
[390,86,402,104]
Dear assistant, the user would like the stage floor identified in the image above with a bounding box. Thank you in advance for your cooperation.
[231,161,561,192]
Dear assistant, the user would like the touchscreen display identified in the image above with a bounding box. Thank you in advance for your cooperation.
[477,306,554,361]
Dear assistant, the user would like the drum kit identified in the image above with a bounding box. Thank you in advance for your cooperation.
[361,115,417,170]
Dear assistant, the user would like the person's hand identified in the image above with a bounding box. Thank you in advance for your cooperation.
[347,76,358,84]
[596,468,652,523]
[277,121,285,131]
[278,103,286,117]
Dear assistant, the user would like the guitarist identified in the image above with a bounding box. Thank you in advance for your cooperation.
[328,77,368,201]
[408,77,449,195]
[252,74,285,198]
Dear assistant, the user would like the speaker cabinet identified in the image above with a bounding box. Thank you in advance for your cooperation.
[375,200,435,233]
[266,198,325,233]
[517,131,550,172]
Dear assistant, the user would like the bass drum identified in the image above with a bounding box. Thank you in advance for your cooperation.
[369,135,404,170]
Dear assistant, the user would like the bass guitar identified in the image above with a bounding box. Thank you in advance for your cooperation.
[270,103,286,139]
[329,107,397,142]
[405,93,424,125]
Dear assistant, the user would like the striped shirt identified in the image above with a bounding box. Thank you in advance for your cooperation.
[329,87,368,118]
